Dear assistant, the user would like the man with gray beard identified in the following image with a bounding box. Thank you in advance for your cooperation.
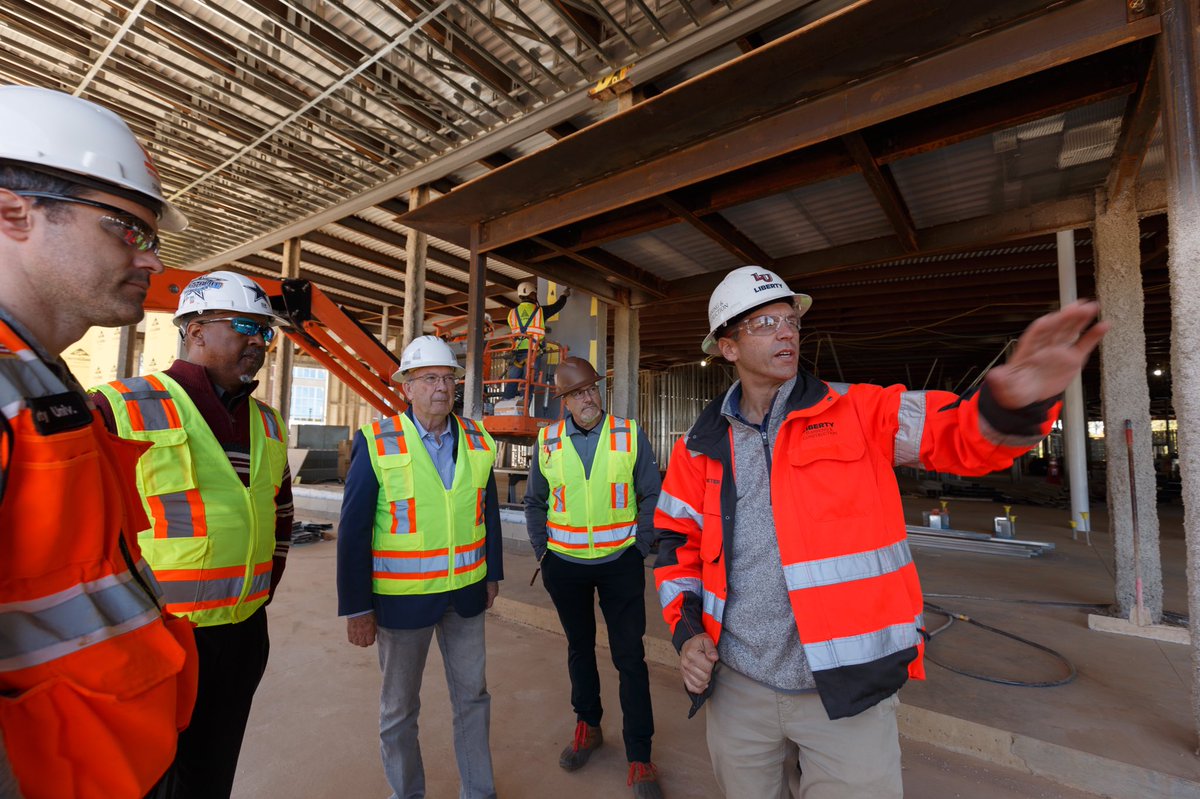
[92,270,294,799]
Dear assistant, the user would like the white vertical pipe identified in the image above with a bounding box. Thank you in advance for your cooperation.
[1057,229,1091,534]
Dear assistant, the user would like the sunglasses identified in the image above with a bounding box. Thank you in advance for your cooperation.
[738,313,801,336]
[194,316,277,344]
[15,191,161,254]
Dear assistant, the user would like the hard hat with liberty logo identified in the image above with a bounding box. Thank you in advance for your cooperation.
[702,266,812,355]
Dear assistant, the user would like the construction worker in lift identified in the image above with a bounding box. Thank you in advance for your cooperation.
[654,265,1108,798]
[0,86,198,799]
[503,280,571,403]
[92,270,294,799]
[525,356,665,798]
[337,335,504,799]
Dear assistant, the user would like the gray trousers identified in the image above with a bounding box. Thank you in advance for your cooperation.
[377,609,496,799]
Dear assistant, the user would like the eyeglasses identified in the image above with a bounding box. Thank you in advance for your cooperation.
[407,374,458,388]
[738,313,801,337]
[15,191,161,254]
[564,384,600,400]
[194,316,276,343]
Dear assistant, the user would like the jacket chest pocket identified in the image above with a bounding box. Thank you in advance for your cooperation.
[699,484,724,564]
[785,430,872,522]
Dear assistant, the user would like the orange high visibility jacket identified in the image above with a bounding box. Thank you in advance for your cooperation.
[0,319,198,799]
[654,372,1055,720]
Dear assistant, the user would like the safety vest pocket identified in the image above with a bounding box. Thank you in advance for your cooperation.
[378,456,415,504]
[137,428,196,497]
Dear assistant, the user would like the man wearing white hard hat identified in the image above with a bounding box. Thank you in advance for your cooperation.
[654,265,1107,798]
[0,86,197,798]
[337,335,504,799]
[93,270,293,799]
[502,279,571,401]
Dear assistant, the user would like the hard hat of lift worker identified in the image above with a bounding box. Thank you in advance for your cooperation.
[702,265,813,355]
[0,85,188,232]
[553,356,603,399]
[517,281,537,300]
[394,335,465,382]
[174,271,283,325]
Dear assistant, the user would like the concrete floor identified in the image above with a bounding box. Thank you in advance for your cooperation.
[236,483,1198,798]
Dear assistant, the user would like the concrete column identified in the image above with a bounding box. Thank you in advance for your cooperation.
[1056,230,1091,535]
[273,237,301,423]
[116,324,137,379]
[612,304,640,418]
[462,225,487,420]
[1093,190,1161,623]
[1157,0,1200,750]
[402,185,430,350]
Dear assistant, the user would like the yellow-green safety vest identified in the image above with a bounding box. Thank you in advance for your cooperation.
[537,414,638,559]
[507,302,545,353]
[93,373,287,627]
[365,413,497,595]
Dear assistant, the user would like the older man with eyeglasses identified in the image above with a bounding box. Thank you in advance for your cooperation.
[337,334,504,799]
[92,269,294,799]
[524,356,664,798]
[654,265,1108,798]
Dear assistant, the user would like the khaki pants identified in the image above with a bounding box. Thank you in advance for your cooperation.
[705,667,903,799]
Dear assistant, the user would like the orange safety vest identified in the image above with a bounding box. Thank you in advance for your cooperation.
[654,374,1055,720]
[0,319,197,799]
[507,303,545,353]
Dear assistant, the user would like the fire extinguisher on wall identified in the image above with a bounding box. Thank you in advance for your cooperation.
[1046,454,1062,485]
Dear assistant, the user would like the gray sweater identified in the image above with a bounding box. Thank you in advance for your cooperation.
[717,377,816,691]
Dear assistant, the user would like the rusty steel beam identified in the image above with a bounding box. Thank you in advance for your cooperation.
[530,236,669,298]
[1105,52,1162,203]
[657,194,777,266]
[404,0,1159,252]
[841,132,918,252]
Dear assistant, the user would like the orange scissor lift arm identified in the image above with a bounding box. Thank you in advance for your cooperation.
[146,268,407,416]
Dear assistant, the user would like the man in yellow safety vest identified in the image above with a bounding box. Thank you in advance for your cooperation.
[93,270,293,799]
[338,334,504,799]
[503,280,571,402]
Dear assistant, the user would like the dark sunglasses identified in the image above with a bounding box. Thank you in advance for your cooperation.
[15,191,161,254]
[194,316,277,344]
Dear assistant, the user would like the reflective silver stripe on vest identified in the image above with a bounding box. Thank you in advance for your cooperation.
[893,391,927,467]
[160,569,268,607]
[657,490,702,527]
[374,554,451,576]
[802,616,924,671]
[0,566,161,672]
[257,401,283,441]
[374,418,405,456]
[156,490,200,538]
[453,545,485,571]
[546,525,591,546]
[118,376,175,431]
[782,540,913,592]
[658,577,702,609]
[703,589,725,625]
[547,523,636,547]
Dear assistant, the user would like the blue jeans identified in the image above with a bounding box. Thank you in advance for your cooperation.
[377,609,496,799]
[501,351,545,401]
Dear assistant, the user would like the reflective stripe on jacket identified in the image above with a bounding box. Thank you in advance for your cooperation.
[365,413,497,595]
[654,371,1055,720]
[507,303,545,352]
[93,373,288,627]
[537,414,639,559]
[0,320,197,799]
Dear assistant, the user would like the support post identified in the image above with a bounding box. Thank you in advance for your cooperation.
[116,324,137,380]
[612,304,640,418]
[402,185,430,350]
[463,225,487,420]
[1157,0,1200,753]
[274,237,301,423]
[1056,230,1092,540]
[1093,191,1161,623]
[380,304,393,353]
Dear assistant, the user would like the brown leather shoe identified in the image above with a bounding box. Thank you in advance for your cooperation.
[628,761,664,798]
[558,721,603,771]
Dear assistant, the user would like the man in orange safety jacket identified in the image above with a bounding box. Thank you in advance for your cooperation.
[0,86,198,799]
[654,265,1107,798]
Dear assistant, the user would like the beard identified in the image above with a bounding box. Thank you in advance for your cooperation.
[240,347,266,378]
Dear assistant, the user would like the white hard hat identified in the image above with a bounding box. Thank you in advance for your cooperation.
[0,86,187,232]
[702,266,812,355]
[517,280,537,299]
[394,335,465,381]
[173,271,281,325]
